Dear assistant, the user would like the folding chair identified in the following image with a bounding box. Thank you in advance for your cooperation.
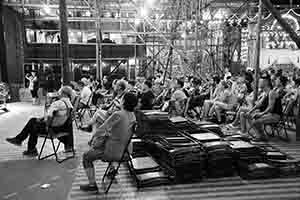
[73,94,94,128]
[38,109,75,163]
[101,122,137,194]
[263,99,296,142]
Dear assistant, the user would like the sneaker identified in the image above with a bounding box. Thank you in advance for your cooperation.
[79,183,98,192]
[6,138,22,146]
[23,149,38,157]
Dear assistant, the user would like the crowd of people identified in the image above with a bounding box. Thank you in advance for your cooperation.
[5,66,300,192]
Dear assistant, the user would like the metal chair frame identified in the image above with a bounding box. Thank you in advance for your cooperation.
[38,109,75,163]
[101,123,137,194]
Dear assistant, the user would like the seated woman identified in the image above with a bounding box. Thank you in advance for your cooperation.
[6,86,74,156]
[210,77,247,123]
[79,92,138,192]
[202,80,228,120]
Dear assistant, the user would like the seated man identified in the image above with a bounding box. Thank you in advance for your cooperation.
[6,86,74,156]
[246,76,286,141]
[75,79,92,110]
[137,80,155,110]
[80,92,138,192]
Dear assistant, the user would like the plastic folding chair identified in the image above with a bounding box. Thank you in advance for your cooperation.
[101,122,137,194]
[38,110,75,163]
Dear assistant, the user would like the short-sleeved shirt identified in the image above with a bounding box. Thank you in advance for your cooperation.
[171,89,187,101]
[47,97,73,127]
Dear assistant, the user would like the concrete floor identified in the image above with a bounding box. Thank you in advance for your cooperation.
[0,102,91,200]
[1,102,300,200]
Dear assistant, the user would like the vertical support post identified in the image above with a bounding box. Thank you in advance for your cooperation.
[0,0,8,83]
[95,0,103,80]
[127,60,130,80]
[134,44,137,79]
[59,0,71,85]
[253,0,262,102]
[297,93,300,141]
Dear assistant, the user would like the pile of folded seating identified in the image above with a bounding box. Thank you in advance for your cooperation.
[128,153,171,188]
[228,140,279,179]
[229,140,263,162]
[203,141,235,177]
[136,110,173,136]
[254,142,300,177]
[131,137,147,157]
[193,121,224,137]
[168,117,203,134]
[144,133,206,182]
[188,132,236,177]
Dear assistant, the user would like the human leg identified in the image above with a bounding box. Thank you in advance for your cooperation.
[231,107,250,127]
[80,148,104,191]
[7,118,39,145]
[252,113,280,141]
[202,100,213,119]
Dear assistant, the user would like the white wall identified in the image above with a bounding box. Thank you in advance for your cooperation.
[260,49,300,70]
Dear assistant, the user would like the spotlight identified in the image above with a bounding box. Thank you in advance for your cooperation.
[135,18,141,25]
[146,0,156,6]
[141,7,148,17]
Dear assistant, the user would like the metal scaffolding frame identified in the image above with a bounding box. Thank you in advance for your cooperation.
[4,0,271,79]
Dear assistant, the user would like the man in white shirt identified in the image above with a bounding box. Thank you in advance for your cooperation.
[77,80,92,109]
[6,86,74,157]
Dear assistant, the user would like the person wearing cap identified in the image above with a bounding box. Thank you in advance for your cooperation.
[6,86,74,157]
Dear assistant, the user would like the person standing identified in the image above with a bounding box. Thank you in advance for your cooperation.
[26,71,39,105]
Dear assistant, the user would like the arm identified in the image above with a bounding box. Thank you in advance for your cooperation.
[248,94,265,113]
[93,112,121,137]
[260,91,277,116]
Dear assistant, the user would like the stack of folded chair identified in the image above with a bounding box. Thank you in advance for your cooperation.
[224,134,251,142]
[128,154,170,188]
[229,140,279,179]
[189,132,221,143]
[144,134,206,182]
[237,162,279,179]
[203,141,236,177]
[253,142,288,160]
[229,140,263,162]
[136,110,172,136]
[253,142,300,176]
[131,138,147,157]
[193,121,224,137]
[267,159,300,177]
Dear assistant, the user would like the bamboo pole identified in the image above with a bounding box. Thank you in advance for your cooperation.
[0,0,8,82]
[59,0,71,84]
[253,0,262,102]
[95,0,103,80]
